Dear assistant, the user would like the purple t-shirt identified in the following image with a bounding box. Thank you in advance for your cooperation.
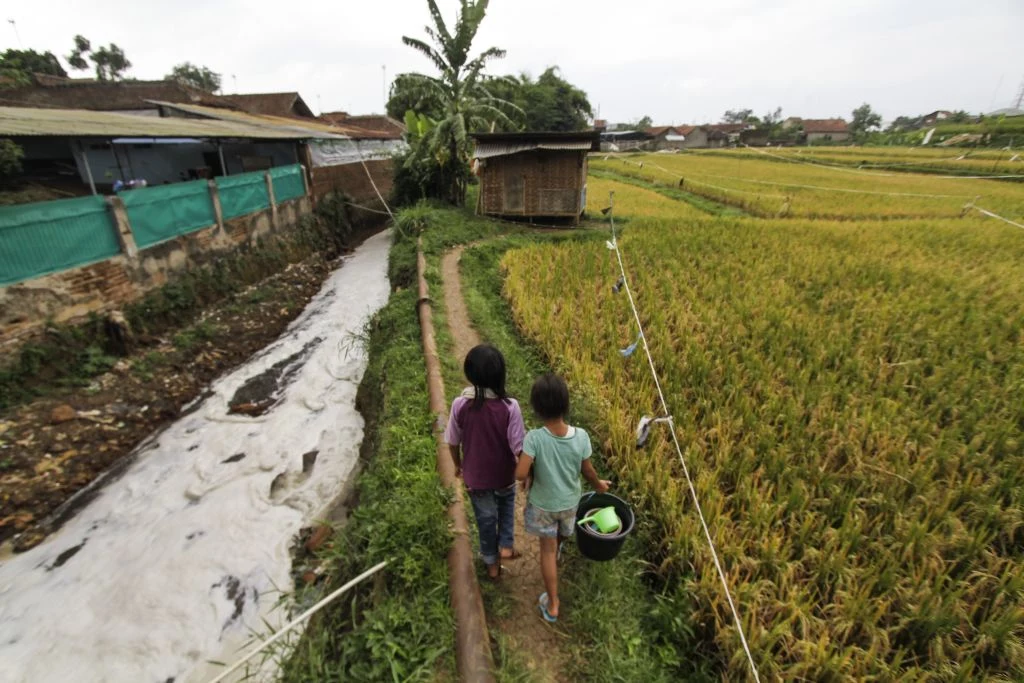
[444,391,525,490]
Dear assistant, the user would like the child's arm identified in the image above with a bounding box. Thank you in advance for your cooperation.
[449,445,462,479]
[515,453,534,482]
[581,459,611,494]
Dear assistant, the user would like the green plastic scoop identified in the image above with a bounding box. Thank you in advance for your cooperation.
[578,506,621,534]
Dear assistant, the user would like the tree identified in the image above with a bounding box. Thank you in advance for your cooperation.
[850,103,882,138]
[167,62,222,93]
[0,49,66,87]
[398,0,518,205]
[722,108,754,124]
[67,35,132,81]
[759,106,783,130]
[387,72,444,121]
[388,66,593,133]
[0,139,24,187]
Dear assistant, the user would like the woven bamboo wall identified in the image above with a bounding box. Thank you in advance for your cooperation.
[479,150,586,217]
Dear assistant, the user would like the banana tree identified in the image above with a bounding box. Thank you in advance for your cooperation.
[400,0,520,205]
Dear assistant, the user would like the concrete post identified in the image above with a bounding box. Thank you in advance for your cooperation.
[264,171,279,229]
[207,179,225,232]
[106,196,138,259]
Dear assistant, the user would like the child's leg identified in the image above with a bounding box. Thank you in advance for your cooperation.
[495,485,516,558]
[468,490,500,577]
[539,537,560,616]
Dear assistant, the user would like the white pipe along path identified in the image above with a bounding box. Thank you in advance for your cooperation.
[0,230,392,683]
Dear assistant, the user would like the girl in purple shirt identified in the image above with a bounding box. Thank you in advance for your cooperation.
[444,344,526,579]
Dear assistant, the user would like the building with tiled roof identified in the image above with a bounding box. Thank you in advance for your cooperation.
[215,92,315,119]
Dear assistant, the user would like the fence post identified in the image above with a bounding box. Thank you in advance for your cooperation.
[106,196,138,259]
[264,171,279,229]
[208,179,225,233]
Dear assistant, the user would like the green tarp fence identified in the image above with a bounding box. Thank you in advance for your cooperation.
[121,180,217,249]
[217,171,270,220]
[270,164,306,203]
[0,195,120,286]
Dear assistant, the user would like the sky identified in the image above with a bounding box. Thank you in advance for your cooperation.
[4,0,1023,125]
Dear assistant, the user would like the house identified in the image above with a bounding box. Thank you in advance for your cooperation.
[644,126,689,150]
[216,93,315,119]
[801,118,850,143]
[0,105,344,194]
[0,76,317,121]
[705,123,747,146]
[0,77,220,115]
[318,111,406,139]
[471,131,600,223]
[921,110,953,126]
[599,130,651,152]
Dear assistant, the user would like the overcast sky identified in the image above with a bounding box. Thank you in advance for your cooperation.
[5,0,1022,124]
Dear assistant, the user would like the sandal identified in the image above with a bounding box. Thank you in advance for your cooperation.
[499,548,522,561]
[538,592,558,623]
[486,562,502,581]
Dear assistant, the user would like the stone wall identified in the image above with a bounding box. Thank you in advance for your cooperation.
[0,194,312,347]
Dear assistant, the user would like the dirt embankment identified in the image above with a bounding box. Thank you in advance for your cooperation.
[0,256,338,552]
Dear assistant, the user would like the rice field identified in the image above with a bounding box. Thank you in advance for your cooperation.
[590,152,1024,220]
[500,159,1024,679]
[697,146,1024,176]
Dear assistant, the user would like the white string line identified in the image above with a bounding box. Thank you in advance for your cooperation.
[344,199,392,215]
[974,206,1024,230]
[206,560,390,683]
[354,141,396,220]
[606,193,762,682]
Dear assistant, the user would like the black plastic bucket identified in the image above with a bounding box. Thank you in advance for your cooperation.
[574,492,634,561]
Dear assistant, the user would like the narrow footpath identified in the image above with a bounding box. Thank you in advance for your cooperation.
[440,246,570,683]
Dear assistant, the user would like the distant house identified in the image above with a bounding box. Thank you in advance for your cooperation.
[217,92,315,119]
[921,110,953,126]
[592,119,608,131]
[319,111,406,139]
[472,131,600,223]
[644,126,688,150]
[599,130,651,152]
[800,118,850,143]
[705,123,747,146]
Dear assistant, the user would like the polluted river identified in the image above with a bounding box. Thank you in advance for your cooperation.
[0,229,392,683]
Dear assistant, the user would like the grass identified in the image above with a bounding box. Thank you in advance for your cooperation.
[278,284,455,681]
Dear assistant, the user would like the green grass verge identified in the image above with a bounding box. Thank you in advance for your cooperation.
[278,267,455,680]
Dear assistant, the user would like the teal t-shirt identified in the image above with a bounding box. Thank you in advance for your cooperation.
[523,426,592,512]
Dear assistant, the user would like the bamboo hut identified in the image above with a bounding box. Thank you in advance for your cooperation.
[471,131,600,223]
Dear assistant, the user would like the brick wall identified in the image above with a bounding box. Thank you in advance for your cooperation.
[310,159,393,204]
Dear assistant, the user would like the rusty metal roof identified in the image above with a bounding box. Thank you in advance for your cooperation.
[471,131,600,159]
[0,105,346,139]
[147,101,346,138]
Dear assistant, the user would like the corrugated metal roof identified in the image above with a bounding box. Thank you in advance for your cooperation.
[0,105,345,139]
[474,140,594,159]
[147,101,346,138]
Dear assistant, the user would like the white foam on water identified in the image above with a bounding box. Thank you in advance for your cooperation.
[0,229,392,683]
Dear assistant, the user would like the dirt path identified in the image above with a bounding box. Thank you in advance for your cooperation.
[441,246,570,682]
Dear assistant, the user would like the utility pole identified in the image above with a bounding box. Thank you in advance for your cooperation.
[8,19,22,47]
[231,74,237,94]
[382,64,387,113]
[1014,77,1024,110]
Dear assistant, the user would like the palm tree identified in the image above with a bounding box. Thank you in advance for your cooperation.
[401,0,519,205]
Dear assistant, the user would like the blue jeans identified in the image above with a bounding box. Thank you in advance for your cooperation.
[468,485,516,565]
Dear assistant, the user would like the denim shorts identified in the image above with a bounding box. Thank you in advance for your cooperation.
[524,503,577,538]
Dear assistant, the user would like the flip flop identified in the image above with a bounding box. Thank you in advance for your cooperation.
[538,592,558,623]
[500,548,522,561]
[486,562,503,581]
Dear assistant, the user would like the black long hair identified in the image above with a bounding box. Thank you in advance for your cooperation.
[464,344,508,409]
